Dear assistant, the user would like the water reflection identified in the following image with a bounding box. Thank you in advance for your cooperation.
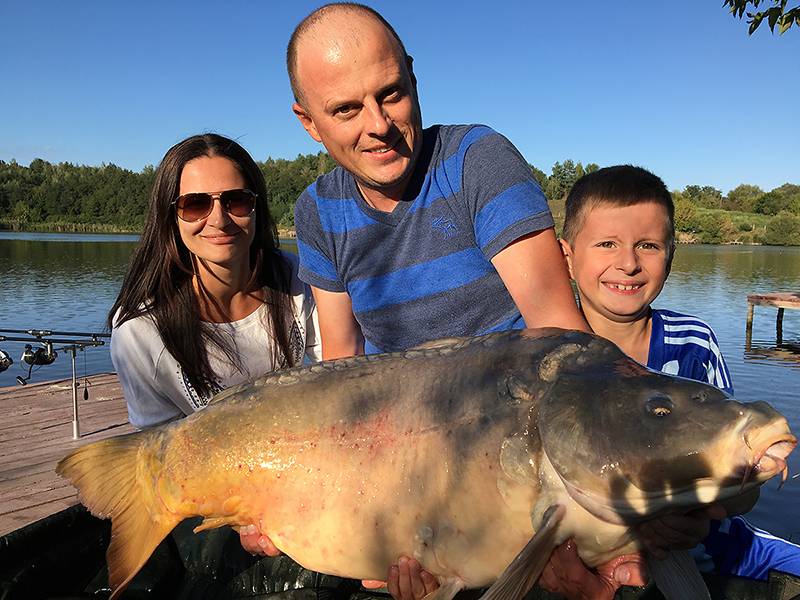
[745,342,800,370]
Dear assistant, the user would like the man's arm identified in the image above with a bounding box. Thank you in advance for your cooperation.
[491,228,590,333]
[311,286,365,360]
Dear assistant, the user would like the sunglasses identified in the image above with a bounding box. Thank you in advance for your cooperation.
[173,188,257,222]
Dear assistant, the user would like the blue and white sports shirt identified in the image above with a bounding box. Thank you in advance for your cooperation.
[648,308,734,395]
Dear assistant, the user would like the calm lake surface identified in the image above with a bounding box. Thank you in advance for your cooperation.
[1,232,798,538]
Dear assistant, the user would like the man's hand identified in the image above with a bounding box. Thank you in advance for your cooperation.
[239,525,281,557]
[538,539,648,600]
[362,556,439,600]
[636,505,726,559]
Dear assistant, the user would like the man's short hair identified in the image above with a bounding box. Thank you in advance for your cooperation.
[286,3,409,105]
[563,165,675,247]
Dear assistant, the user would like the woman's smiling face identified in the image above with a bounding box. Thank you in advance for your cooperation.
[176,155,255,270]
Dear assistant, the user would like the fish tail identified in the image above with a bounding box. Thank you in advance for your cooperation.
[56,431,181,599]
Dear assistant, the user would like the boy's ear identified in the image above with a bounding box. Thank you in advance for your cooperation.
[558,238,576,280]
[665,242,676,277]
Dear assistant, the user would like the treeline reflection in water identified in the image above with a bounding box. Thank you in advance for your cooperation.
[0,234,798,538]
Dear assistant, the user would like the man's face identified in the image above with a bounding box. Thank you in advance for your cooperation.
[560,201,673,325]
[292,20,423,205]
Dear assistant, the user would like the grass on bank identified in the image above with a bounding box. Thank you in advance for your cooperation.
[3,208,798,246]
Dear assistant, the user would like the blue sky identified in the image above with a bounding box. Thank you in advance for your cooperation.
[1,1,798,194]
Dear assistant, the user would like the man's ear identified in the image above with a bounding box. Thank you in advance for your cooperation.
[406,54,417,88]
[292,102,322,143]
[559,238,575,280]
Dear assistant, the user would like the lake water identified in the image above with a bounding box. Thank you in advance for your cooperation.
[0,232,798,539]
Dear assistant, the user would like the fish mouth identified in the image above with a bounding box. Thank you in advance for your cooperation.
[742,434,797,487]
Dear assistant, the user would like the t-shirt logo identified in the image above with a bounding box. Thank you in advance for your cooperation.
[432,215,458,239]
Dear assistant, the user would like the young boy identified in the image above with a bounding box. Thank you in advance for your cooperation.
[560,164,800,581]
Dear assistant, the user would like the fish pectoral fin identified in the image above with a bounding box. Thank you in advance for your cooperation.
[193,516,240,533]
[648,550,711,600]
[422,578,465,600]
[478,504,566,600]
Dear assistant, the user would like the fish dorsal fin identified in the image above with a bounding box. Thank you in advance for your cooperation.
[409,337,471,351]
[478,504,566,600]
[648,550,711,600]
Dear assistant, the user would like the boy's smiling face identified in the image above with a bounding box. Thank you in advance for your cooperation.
[561,201,673,324]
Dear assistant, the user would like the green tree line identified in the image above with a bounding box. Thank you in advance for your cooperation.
[1,155,799,245]
[531,161,800,246]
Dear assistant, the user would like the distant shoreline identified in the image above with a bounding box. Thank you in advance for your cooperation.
[0,224,768,246]
[0,222,298,239]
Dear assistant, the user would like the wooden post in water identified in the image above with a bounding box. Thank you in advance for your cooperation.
[746,292,800,347]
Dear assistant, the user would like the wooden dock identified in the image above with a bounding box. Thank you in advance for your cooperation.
[746,292,800,347]
[0,373,133,536]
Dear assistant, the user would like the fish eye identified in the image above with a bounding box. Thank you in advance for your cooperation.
[646,396,674,417]
[693,391,708,403]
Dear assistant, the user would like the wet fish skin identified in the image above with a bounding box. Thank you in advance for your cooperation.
[56,328,796,599]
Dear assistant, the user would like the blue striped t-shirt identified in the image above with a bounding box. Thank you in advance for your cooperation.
[294,124,553,353]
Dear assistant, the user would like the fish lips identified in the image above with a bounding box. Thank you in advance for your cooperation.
[744,435,796,485]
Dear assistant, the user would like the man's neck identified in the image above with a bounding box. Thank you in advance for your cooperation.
[357,181,403,213]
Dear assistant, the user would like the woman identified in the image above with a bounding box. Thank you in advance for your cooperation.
[108,133,426,599]
[109,133,319,429]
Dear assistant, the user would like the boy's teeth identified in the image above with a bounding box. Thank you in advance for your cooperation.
[609,283,639,291]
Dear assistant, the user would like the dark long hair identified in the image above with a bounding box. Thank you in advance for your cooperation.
[109,133,295,397]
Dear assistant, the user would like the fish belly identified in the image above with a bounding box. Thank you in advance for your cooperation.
[161,378,539,585]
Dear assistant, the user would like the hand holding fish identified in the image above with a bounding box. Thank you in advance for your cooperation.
[538,540,648,600]
[362,556,439,600]
[635,506,723,559]
[636,486,759,559]
[239,524,281,556]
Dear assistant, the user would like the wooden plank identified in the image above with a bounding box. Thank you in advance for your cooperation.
[747,292,800,310]
[0,373,134,536]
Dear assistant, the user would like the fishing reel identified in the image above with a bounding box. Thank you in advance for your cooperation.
[16,342,57,385]
[22,342,57,366]
[0,349,12,373]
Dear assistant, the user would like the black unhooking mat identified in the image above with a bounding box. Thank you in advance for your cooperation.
[1,505,799,600]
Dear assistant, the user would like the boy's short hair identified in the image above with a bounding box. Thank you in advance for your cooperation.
[563,165,675,247]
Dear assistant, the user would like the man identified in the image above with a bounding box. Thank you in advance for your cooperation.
[276,4,712,599]
[288,3,588,360]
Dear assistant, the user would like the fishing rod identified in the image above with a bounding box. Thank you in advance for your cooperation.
[0,328,111,439]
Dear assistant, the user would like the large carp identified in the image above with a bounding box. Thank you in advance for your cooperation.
[57,329,796,600]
